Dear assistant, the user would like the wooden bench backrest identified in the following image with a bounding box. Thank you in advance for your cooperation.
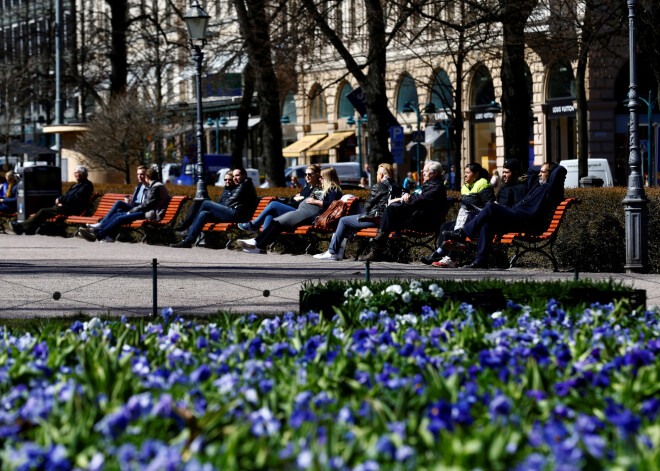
[157,195,189,224]
[91,193,130,218]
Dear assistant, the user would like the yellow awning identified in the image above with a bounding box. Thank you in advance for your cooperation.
[307,131,356,155]
[282,134,327,157]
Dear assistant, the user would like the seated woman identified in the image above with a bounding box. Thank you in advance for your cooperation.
[0,171,18,214]
[420,162,494,268]
[237,167,342,254]
[314,163,401,261]
[238,165,321,234]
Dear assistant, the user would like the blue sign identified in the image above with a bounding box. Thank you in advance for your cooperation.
[390,126,404,163]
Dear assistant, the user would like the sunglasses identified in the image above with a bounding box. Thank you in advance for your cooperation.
[305,173,314,177]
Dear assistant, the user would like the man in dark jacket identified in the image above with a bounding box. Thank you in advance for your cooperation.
[78,168,169,242]
[171,167,257,248]
[174,170,237,233]
[443,161,566,268]
[496,158,529,207]
[9,165,94,235]
[360,160,447,261]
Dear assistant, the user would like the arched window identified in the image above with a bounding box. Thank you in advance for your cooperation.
[470,65,495,106]
[310,85,327,122]
[431,69,454,110]
[282,90,297,123]
[337,82,355,118]
[397,74,419,112]
[548,61,575,99]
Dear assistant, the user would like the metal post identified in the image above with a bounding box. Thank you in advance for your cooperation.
[192,45,209,201]
[365,260,370,284]
[357,118,362,185]
[647,90,653,187]
[54,0,62,168]
[215,119,219,154]
[623,0,649,272]
[415,107,421,186]
[152,258,158,316]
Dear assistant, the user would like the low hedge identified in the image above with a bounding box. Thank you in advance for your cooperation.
[71,183,660,273]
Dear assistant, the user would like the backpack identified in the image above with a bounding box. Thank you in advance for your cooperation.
[315,199,352,231]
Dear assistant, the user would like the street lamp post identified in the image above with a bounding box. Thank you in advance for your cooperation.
[206,116,228,154]
[403,102,436,184]
[347,114,367,184]
[184,0,211,201]
[623,0,648,272]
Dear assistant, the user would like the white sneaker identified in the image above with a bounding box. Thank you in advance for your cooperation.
[313,250,337,260]
[237,239,257,250]
[100,236,115,243]
[243,247,265,254]
[433,256,459,268]
[87,222,101,230]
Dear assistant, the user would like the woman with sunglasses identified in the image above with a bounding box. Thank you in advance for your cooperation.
[173,170,237,234]
[238,164,321,233]
[237,167,342,254]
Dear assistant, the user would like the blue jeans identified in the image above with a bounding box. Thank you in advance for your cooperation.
[96,211,145,239]
[328,214,377,254]
[251,201,295,232]
[186,200,236,242]
[0,202,15,213]
[102,200,135,222]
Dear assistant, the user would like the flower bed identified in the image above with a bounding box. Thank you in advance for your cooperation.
[1,284,659,469]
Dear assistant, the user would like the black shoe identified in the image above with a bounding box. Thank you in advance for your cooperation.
[369,231,388,249]
[466,259,488,269]
[170,239,193,248]
[77,228,98,242]
[8,221,24,235]
[442,228,466,243]
[420,251,443,265]
[359,248,380,262]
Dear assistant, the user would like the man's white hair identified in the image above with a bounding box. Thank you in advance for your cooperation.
[425,160,443,176]
[75,165,88,176]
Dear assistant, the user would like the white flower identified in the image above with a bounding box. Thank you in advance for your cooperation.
[402,292,412,303]
[344,288,354,298]
[356,286,373,299]
[88,317,102,331]
[491,311,503,319]
[410,280,421,290]
[385,284,403,295]
[428,284,444,298]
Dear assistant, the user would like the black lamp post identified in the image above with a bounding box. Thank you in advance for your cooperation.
[623,0,648,272]
[184,0,211,201]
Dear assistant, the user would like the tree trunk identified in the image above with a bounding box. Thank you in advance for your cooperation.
[500,0,536,165]
[232,61,255,170]
[107,0,128,96]
[233,0,286,187]
[576,0,594,180]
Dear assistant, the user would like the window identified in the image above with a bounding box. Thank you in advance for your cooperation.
[470,65,495,106]
[310,86,327,122]
[548,60,575,99]
[396,74,419,113]
[337,82,354,118]
[431,70,453,111]
[282,90,297,123]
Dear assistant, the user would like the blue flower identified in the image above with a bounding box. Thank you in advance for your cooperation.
[161,307,173,322]
[248,407,280,437]
[190,364,211,383]
[489,393,512,419]
[605,399,641,436]
[195,336,208,350]
[641,398,660,421]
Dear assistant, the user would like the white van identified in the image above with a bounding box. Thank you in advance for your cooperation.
[560,159,613,188]
[214,168,260,187]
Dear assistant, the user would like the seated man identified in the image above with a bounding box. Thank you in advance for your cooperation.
[174,170,236,234]
[87,165,150,237]
[170,167,257,248]
[78,168,169,242]
[443,161,566,269]
[0,171,18,213]
[360,160,447,261]
[9,166,94,235]
[423,158,527,267]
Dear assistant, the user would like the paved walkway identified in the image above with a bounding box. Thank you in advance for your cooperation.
[0,234,658,318]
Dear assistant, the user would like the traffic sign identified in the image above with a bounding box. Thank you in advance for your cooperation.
[390,126,404,163]
[412,131,425,142]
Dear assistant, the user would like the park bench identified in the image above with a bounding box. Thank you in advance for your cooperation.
[66,193,130,226]
[118,195,189,243]
[202,196,275,248]
[34,193,100,236]
[483,197,581,271]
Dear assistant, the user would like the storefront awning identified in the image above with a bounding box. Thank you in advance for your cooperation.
[405,128,446,150]
[282,134,327,157]
[307,131,355,155]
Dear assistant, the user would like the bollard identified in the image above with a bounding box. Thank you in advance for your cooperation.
[365,260,370,284]
[152,258,158,316]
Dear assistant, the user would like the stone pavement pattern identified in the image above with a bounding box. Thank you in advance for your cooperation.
[0,234,658,318]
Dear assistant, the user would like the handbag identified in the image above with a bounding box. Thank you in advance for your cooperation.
[315,200,351,231]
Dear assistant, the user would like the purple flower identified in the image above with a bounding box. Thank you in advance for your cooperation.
[32,341,48,360]
[605,399,641,436]
[195,336,208,350]
[248,407,280,436]
[641,398,660,421]
[489,394,512,418]
[190,364,211,383]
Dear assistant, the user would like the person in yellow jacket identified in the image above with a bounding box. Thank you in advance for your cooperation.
[420,163,494,267]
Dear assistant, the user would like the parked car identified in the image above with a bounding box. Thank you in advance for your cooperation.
[154,163,182,184]
[214,167,260,187]
[560,158,614,188]
[284,162,361,187]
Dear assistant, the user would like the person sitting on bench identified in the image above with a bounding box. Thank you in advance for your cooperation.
[442,161,566,269]
[170,167,257,248]
[238,164,321,234]
[9,166,94,236]
[314,163,401,261]
[236,167,342,254]
[360,160,446,262]
[0,171,18,214]
[78,168,169,242]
